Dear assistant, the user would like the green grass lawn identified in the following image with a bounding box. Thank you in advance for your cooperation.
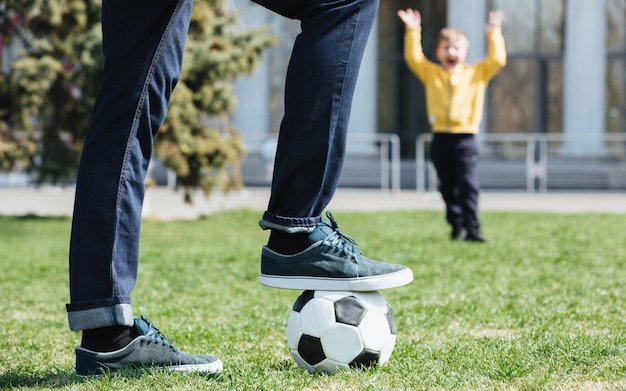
[1,208,626,390]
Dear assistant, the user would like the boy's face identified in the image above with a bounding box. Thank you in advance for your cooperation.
[436,38,469,70]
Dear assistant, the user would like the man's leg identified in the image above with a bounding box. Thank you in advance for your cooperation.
[68,0,190,331]
[66,0,221,375]
[256,0,379,228]
[254,0,413,291]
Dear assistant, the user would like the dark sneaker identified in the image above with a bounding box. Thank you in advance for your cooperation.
[465,227,486,242]
[451,226,467,240]
[75,316,223,376]
[260,211,413,291]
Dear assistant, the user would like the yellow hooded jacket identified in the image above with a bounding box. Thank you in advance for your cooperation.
[403,26,506,134]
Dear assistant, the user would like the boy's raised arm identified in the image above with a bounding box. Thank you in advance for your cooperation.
[486,10,506,30]
[397,8,421,29]
[483,10,507,75]
[397,8,429,78]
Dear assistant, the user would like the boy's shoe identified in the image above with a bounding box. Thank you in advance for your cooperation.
[465,227,486,242]
[260,211,413,291]
[451,226,468,240]
[75,316,223,376]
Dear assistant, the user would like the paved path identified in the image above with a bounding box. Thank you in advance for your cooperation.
[1,186,624,220]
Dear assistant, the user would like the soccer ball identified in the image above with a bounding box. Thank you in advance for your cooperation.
[286,290,397,374]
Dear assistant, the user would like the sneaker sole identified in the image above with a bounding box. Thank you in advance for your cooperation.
[76,348,224,376]
[76,359,223,376]
[259,268,413,291]
[167,359,223,374]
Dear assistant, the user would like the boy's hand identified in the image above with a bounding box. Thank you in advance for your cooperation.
[486,10,506,29]
[397,8,421,29]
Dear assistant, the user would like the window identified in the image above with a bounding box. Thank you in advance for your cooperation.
[377,0,446,157]
[487,0,564,134]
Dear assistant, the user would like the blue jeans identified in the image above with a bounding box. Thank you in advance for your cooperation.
[67,0,379,330]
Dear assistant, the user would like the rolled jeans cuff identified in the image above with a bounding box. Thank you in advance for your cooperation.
[258,211,321,233]
[66,303,134,331]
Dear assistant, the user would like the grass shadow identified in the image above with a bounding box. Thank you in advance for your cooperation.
[2,214,70,222]
[7,213,69,221]
[0,367,223,388]
[0,369,83,388]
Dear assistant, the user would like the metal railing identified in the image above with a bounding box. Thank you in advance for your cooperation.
[343,132,401,193]
[240,132,401,192]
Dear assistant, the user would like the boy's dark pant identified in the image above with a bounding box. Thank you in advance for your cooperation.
[430,133,481,229]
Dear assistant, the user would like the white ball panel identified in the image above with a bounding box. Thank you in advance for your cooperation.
[286,311,302,349]
[378,334,397,365]
[321,323,363,363]
[359,311,393,351]
[299,298,336,337]
[314,290,353,301]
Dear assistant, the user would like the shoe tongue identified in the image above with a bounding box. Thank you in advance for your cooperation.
[134,317,151,336]
[308,221,334,243]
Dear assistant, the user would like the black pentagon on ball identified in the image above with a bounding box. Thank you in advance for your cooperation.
[297,334,326,365]
[349,349,380,368]
[292,290,315,312]
[386,303,397,334]
[334,295,367,326]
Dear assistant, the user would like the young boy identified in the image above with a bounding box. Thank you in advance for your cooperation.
[398,8,507,242]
